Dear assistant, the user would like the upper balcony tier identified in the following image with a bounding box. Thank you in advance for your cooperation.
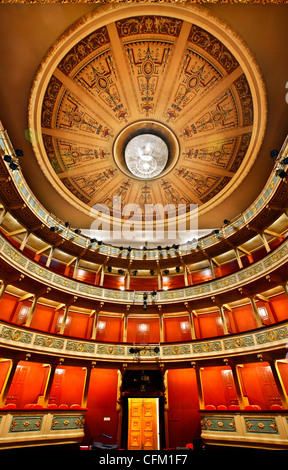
[1,123,288,283]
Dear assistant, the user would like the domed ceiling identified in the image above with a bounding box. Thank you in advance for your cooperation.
[29,3,267,232]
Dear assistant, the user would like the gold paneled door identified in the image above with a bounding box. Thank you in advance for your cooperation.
[128,398,159,450]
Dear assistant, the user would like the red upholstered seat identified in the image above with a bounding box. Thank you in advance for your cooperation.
[70,404,81,409]
[47,403,58,409]
[228,405,240,410]
[205,405,216,410]
[4,403,16,409]
[270,404,283,410]
[217,405,227,410]
[59,404,69,409]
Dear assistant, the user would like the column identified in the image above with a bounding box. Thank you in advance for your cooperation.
[249,296,264,328]
[90,302,104,340]
[42,363,57,407]
[73,258,79,278]
[159,306,164,343]
[81,362,96,408]
[99,266,105,286]
[20,231,30,251]
[209,259,215,279]
[185,302,196,340]
[125,270,130,290]
[46,246,54,267]
[123,306,130,343]
[234,248,243,269]
[24,295,39,327]
[269,360,288,410]
[0,359,19,407]
[157,269,162,290]
[191,362,204,409]
[260,232,271,252]
[229,362,246,409]
[219,305,229,335]
[0,280,8,302]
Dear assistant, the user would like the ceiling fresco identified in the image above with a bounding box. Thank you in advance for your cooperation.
[29,4,266,222]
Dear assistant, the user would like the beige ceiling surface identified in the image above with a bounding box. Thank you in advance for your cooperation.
[0,2,288,235]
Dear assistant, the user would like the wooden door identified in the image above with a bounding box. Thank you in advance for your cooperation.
[257,366,282,408]
[128,398,159,450]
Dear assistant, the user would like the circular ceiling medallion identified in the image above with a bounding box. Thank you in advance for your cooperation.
[125,134,168,179]
[29,3,267,225]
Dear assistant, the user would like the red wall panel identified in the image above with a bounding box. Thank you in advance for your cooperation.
[167,368,200,447]
[84,368,119,445]
[164,316,191,342]
[127,317,160,344]
[96,315,123,343]
[0,293,18,322]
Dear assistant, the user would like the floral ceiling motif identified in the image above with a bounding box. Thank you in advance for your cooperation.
[30,5,266,219]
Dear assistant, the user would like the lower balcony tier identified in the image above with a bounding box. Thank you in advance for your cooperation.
[0,408,86,450]
[200,410,288,450]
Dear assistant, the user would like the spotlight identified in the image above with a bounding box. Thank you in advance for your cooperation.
[107,266,112,273]
[143,301,147,310]
[283,157,288,165]
[150,269,155,276]
[143,293,148,300]
[129,347,135,354]
[212,229,220,234]
[50,226,57,232]
[9,162,18,170]
[127,246,132,252]
[119,246,124,251]
[151,291,157,296]
[164,269,169,275]
[64,222,70,227]
[143,246,147,251]
[223,219,230,225]
[74,229,81,234]
[132,269,138,276]
[3,155,12,162]
[118,269,124,275]
[175,266,180,273]
[98,241,102,245]
[165,246,170,250]
[276,169,287,179]
[90,238,96,243]
[270,149,279,158]
[154,347,160,354]
[15,149,23,157]
[157,246,162,250]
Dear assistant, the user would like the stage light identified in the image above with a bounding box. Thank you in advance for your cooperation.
[283,157,288,165]
[50,226,57,232]
[3,155,12,162]
[157,246,162,250]
[175,266,180,273]
[127,246,132,252]
[97,241,102,245]
[212,229,220,234]
[154,347,160,353]
[15,149,23,157]
[143,301,147,310]
[143,293,148,300]
[223,219,230,225]
[132,269,138,276]
[151,291,157,296]
[107,266,112,273]
[64,222,70,227]
[276,169,287,178]
[270,149,279,158]
[9,162,18,170]
[90,238,96,243]
[118,269,124,275]
[74,229,81,234]
[150,269,155,275]
[119,246,124,251]
[164,269,169,275]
